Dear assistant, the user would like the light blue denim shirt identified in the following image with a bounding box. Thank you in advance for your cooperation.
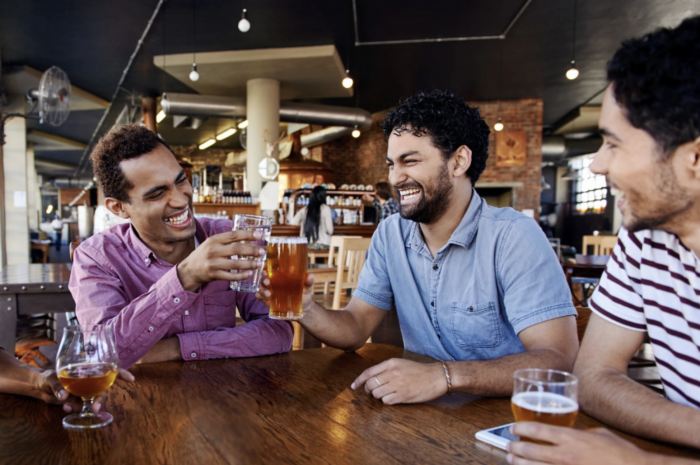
[354,190,576,362]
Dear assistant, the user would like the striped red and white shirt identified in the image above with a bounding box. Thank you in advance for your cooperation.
[590,227,700,409]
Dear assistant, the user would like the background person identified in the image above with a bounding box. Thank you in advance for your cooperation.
[292,185,334,246]
[51,215,63,251]
[363,181,399,223]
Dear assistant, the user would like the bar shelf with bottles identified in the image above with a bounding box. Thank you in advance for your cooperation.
[193,188,261,218]
[286,188,377,226]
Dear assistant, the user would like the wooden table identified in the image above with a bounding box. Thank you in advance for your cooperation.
[1,344,695,465]
[30,240,52,264]
[0,264,73,352]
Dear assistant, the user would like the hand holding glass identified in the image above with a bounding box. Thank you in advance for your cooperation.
[511,369,578,442]
[56,324,119,429]
[230,214,272,292]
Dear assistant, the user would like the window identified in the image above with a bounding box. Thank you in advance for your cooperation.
[570,156,608,214]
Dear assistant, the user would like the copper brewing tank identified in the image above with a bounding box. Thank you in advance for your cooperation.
[278,131,333,195]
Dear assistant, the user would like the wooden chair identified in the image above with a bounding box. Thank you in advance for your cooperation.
[582,235,618,255]
[331,237,371,310]
[69,241,80,262]
[323,235,361,295]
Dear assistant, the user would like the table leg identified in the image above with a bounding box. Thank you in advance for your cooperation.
[0,295,17,353]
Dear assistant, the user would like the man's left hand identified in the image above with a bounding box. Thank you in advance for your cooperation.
[351,358,447,404]
[507,422,645,465]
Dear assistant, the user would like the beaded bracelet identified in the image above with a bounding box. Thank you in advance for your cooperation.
[440,360,453,395]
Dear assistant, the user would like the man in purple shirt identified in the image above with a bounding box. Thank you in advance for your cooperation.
[70,124,292,368]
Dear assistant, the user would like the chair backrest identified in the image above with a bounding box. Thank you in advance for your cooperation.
[582,235,618,255]
[328,235,362,267]
[575,306,591,343]
[332,237,372,309]
[69,241,80,261]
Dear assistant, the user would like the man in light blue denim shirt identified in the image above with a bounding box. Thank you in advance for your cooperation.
[257,90,578,404]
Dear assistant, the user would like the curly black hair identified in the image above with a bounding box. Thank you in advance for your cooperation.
[381,89,490,185]
[608,15,700,157]
[90,124,172,202]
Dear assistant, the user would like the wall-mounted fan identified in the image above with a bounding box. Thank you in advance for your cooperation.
[1,66,72,145]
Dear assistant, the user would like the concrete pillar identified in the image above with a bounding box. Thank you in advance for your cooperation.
[3,102,30,265]
[26,145,39,230]
[246,78,280,199]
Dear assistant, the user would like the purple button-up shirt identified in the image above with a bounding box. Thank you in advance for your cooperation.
[69,218,293,368]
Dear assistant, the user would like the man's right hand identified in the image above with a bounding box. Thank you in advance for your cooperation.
[177,230,267,292]
[256,271,316,315]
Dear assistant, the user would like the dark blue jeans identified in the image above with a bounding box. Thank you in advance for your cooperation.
[54,231,62,251]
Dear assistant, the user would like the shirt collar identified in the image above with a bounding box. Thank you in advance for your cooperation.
[127,219,207,267]
[405,188,483,252]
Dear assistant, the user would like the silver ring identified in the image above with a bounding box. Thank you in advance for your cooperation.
[374,376,382,387]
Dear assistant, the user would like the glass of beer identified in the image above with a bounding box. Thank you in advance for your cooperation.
[266,236,308,320]
[56,325,120,429]
[230,214,273,292]
[512,369,578,441]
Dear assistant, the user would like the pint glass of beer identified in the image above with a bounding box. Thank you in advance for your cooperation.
[512,369,579,435]
[266,236,308,320]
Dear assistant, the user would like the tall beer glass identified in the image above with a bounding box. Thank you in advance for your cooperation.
[512,369,578,441]
[56,325,119,429]
[266,236,308,320]
[230,214,272,292]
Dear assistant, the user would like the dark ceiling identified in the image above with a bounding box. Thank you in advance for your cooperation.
[1,0,698,175]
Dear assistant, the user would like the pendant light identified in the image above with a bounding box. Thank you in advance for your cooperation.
[342,70,354,89]
[566,0,579,80]
[238,8,251,32]
[189,0,199,81]
[494,41,505,132]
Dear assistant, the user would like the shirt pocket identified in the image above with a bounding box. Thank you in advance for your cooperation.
[450,301,502,349]
[203,290,238,330]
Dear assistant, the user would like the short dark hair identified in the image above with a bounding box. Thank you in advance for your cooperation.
[381,89,490,185]
[374,182,393,201]
[607,15,700,157]
[91,124,172,202]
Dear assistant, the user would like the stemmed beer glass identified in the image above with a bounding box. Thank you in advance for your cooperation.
[56,324,120,429]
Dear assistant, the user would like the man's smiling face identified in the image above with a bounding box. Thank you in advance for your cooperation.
[119,144,196,244]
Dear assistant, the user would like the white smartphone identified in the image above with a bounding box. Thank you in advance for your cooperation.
[475,423,519,450]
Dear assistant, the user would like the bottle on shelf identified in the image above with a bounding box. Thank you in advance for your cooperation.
[193,187,200,203]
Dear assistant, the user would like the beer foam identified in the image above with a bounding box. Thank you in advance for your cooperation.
[512,391,578,414]
[270,236,308,244]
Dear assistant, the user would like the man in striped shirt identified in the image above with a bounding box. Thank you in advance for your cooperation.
[508,15,700,465]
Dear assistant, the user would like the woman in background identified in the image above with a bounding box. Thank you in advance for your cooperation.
[292,186,333,246]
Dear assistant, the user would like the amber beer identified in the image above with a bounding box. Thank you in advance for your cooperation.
[58,362,119,399]
[511,391,579,427]
[266,237,308,320]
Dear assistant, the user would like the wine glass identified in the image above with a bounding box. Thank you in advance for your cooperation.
[56,324,119,429]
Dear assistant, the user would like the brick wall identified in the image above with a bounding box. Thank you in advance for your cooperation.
[318,99,543,213]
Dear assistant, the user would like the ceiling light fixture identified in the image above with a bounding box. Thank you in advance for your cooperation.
[189,63,199,82]
[156,110,166,123]
[190,0,199,82]
[566,0,579,80]
[199,139,216,150]
[342,69,354,89]
[238,120,249,129]
[494,117,504,132]
[238,8,250,33]
[216,128,237,140]
[351,125,361,138]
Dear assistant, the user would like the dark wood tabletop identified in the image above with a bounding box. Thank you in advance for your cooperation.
[0,263,72,288]
[0,344,696,465]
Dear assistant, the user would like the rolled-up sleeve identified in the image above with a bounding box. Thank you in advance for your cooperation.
[496,218,577,334]
[354,223,394,311]
[70,245,198,368]
[177,292,293,360]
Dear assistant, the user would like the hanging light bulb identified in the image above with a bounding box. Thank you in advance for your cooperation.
[351,125,361,138]
[238,8,250,32]
[156,110,166,123]
[342,70,354,89]
[494,117,504,132]
[566,60,579,80]
[189,63,200,82]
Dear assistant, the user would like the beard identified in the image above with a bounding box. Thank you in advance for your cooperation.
[623,162,694,233]
[395,162,453,224]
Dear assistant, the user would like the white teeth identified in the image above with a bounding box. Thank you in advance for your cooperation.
[165,209,189,225]
[610,187,623,198]
[399,188,421,200]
